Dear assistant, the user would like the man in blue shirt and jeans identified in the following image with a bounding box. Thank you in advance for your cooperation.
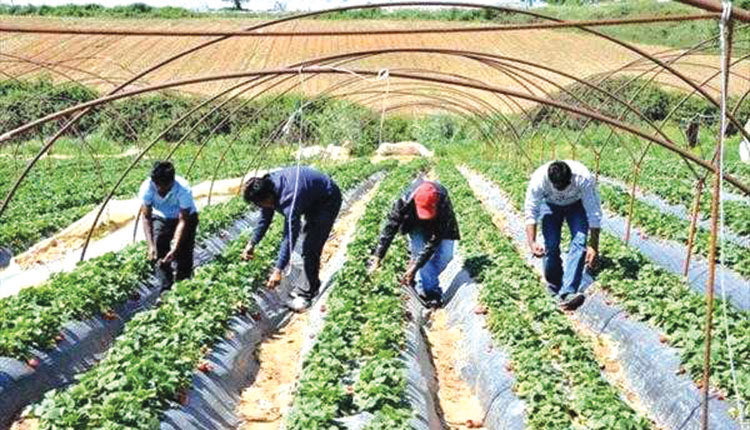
[241,166,342,312]
[139,161,199,289]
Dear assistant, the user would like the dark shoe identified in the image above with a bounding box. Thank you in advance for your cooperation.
[560,293,585,311]
[425,297,443,309]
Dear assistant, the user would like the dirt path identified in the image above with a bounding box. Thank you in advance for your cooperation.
[425,309,486,430]
[235,181,380,429]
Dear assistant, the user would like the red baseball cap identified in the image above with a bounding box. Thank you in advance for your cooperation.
[414,182,439,220]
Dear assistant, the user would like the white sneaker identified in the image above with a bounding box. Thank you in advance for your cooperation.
[288,296,311,313]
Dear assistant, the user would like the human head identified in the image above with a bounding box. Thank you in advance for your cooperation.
[547,161,572,191]
[243,175,276,208]
[151,161,176,195]
[414,181,439,220]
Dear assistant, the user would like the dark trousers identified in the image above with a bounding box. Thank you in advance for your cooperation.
[541,200,588,296]
[297,186,342,299]
[153,212,199,288]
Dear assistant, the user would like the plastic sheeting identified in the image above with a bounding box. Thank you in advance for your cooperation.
[439,255,526,429]
[0,212,259,429]
[598,176,749,249]
[460,166,742,430]
[158,174,382,430]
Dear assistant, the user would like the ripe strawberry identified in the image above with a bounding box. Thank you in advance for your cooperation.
[27,357,40,369]
[198,362,213,373]
[474,305,487,315]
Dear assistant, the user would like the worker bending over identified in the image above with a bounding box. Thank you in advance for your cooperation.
[371,179,460,309]
[139,161,199,289]
[242,166,342,312]
[524,160,602,311]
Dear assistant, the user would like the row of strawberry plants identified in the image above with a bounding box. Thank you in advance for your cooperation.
[23,160,388,429]
[437,161,650,430]
[469,159,749,421]
[285,162,425,430]
[0,194,249,361]
[0,144,295,255]
[0,158,385,362]
[586,151,749,238]
[599,183,750,278]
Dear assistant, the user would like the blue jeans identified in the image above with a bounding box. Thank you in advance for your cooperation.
[542,200,588,297]
[409,231,455,299]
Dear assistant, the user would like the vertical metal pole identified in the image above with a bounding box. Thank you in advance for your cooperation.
[701,13,732,430]
[624,164,640,244]
[684,178,705,276]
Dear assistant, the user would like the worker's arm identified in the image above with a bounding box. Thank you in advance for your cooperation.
[162,208,191,263]
[372,197,406,268]
[141,204,157,261]
[581,178,602,268]
[244,207,274,259]
[275,207,301,271]
[524,175,545,257]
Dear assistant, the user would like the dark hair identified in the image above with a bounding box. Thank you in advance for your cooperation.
[548,161,572,190]
[243,175,275,205]
[151,161,175,187]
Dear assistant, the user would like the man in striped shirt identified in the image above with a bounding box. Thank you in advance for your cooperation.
[524,160,602,311]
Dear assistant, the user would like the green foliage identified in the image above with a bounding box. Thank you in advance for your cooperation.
[286,161,425,430]
[437,161,649,430]
[467,157,749,421]
[0,3,198,19]
[531,76,750,130]
[26,160,389,428]
[0,195,249,361]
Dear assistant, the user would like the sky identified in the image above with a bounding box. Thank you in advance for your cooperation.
[0,0,534,12]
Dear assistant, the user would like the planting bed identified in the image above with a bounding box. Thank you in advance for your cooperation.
[460,160,748,427]
[5,159,387,429]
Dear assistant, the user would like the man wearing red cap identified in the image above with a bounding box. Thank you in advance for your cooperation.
[371,178,460,308]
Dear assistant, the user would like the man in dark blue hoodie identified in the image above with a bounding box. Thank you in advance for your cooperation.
[242,166,342,312]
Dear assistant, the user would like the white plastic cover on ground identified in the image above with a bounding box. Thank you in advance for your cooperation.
[0,173,268,299]
[158,173,382,430]
[460,166,742,430]
[598,176,749,248]
[371,142,435,163]
[296,144,352,160]
[438,254,526,429]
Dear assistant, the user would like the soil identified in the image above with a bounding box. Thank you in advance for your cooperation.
[4,16,747,114]
[569,314,663,429]
[425,309,487,430]
[235,181,380,429]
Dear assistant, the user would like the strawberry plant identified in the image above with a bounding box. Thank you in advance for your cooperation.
[468,158,749,422]
[286,162,425,430]
[22,160,391,429]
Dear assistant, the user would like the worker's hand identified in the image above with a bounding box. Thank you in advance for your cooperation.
[529,241,545,257]
[241,243,255,261]
[585,246,598,270]
[266,268,282,289]
[160,248,177,264]
[367,257,380,275]
[147,245,158,262]
[400,262,417,286]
